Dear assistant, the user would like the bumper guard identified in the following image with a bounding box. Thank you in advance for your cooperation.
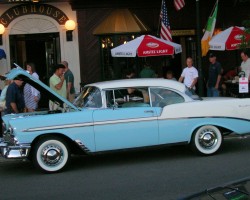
[0,139,31,159]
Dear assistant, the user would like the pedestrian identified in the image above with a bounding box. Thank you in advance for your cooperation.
[124,68,136,79]
[239,50,250,80]
[223,66,238,81]
[139,63,156,78]
[165,70,176,80]
[178,57,198,90]
[207,53,222,97]
[0,79,11,138]
[24,62,40,112]
[61,61,75,102]
[0,79,11,111]
[4,77,25,114]
[49,63,66,110]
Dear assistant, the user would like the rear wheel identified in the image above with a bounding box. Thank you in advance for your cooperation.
[32,137,70,173]
[191,125,222,155]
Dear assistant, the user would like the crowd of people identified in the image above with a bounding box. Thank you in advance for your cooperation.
[0,60,75,137]
[126,50,250,98]
[0,60,75,115]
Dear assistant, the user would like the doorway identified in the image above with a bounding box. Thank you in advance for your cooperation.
[9,32,61,109]
[9,32,61,85]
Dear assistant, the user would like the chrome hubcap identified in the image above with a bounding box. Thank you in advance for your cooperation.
[199,129,218,149]
[41,145,64,166]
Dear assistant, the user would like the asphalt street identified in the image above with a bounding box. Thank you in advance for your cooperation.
[1,137,250,200]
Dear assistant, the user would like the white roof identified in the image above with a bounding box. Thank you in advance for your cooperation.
[209,26,245,51]
[86,78,186,92]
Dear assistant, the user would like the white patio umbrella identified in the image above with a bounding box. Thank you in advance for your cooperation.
[209,26,250,51]
[111,35,182,57]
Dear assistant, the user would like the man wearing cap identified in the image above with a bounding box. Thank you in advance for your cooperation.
[207,53,222,97]
[4,77,25,114]
[49,64,67,110]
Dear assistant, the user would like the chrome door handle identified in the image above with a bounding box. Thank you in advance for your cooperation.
[144,110,154,113]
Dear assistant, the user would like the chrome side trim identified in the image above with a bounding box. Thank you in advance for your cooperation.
[158,116,250,122]
[74,139,90,153]
[23,122,94,132]
[94,116,157,125]
[23,117,158,132]
[224,133,250,140]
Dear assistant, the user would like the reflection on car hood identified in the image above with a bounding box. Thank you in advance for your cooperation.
[1,68,78,110]
[2,111,48,125]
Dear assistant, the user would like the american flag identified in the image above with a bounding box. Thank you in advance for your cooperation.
[160,0,172,41]
[174,0,185,11]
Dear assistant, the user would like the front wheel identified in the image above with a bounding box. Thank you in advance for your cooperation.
[33,137,70,173]
[191,125,222,155]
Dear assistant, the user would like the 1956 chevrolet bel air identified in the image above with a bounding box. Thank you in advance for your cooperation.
[1,68,250,173]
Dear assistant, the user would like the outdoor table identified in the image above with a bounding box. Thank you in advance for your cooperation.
[224,80,250,98]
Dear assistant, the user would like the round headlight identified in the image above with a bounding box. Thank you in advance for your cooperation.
[9,127,14,135]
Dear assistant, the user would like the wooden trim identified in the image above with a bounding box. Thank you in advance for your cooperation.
[172,30,196,36]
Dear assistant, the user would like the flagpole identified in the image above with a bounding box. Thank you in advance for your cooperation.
[196,0,204,96]
[203,0,219,36]
[157,0,163,37]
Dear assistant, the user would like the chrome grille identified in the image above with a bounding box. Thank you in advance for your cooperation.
[3,134,15,145]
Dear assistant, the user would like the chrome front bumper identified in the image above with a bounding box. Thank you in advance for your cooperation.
[0,139,31,159]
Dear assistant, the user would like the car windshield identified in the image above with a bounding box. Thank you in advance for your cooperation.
[74,86,102,108]
[185,87,202,100]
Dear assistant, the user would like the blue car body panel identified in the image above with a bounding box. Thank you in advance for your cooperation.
[8,110,96,152]
[158,117,250,144]
[93,107,159,151]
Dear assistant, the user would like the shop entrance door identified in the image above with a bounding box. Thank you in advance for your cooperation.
[9,32,61,109]
[9,32,61,84]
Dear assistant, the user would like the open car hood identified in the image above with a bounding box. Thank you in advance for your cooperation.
[1,68,78,110]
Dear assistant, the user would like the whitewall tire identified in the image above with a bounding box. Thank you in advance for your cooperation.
[191,125,222,155]
[33,137,70,173]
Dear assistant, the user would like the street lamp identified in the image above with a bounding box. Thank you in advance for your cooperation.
[0,24,5,46]
[65,20,76,41]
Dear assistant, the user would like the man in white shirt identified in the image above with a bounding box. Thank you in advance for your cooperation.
[178,57,198,90]
[240,50,250,80]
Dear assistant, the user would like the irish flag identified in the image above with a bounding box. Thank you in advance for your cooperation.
[201,0,218,57]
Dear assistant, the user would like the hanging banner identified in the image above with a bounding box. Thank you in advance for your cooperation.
[239,77,249,93]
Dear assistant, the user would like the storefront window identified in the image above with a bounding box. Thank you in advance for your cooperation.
[100,34,139,81]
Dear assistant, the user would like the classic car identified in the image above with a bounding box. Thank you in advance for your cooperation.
[1,68,250,173]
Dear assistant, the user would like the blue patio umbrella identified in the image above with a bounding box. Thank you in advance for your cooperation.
[0,49,6,59]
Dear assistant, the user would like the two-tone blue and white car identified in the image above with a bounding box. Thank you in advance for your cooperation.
[1,68,250,173]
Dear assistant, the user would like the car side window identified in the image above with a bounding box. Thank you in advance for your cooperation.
[105,87,150,108]
[150,88,185,107]
[74,86,102,108]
